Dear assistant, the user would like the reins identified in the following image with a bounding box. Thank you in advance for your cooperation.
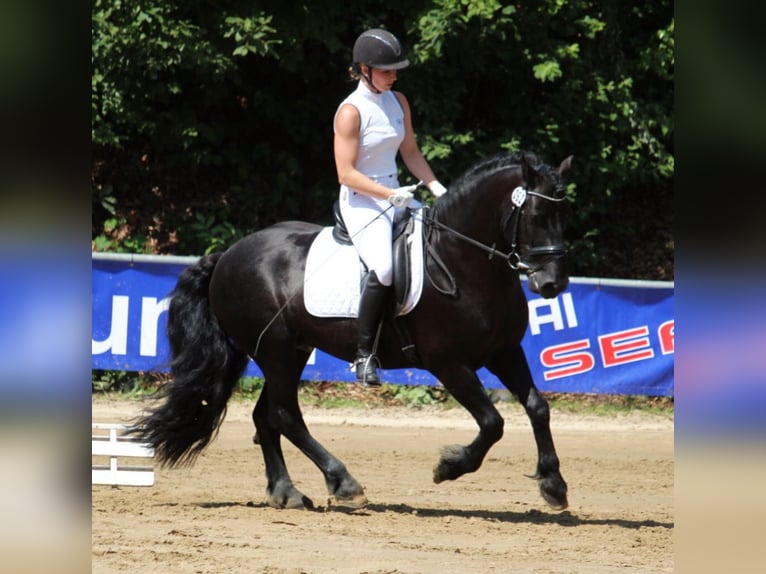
[425,211,513,261]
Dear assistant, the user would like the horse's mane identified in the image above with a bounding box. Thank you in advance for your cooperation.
[433,150,545,222]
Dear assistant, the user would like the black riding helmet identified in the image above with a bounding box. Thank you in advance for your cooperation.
[352,29,409,71]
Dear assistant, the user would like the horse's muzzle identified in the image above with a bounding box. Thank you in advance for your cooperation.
[527,263,569,299]
[537,279,568,299]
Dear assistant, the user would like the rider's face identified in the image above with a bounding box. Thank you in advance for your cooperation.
[362,66,398,92]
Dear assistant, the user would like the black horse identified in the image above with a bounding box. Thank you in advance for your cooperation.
[132,151,573,511]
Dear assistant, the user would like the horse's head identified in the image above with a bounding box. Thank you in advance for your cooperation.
[507,154,573,299]
[427,151,572,299]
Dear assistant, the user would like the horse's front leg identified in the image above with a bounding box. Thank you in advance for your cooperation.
[487,346,568,509]
[429,364,505,483]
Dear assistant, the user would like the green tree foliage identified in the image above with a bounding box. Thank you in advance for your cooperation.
[92,0,673,278]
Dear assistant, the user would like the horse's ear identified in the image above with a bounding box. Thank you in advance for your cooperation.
[559,155,573,179]
[520,154,541,188]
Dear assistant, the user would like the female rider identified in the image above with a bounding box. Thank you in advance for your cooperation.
[333,28,447,385]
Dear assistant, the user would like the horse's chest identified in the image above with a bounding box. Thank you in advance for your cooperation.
[449,294,527,342]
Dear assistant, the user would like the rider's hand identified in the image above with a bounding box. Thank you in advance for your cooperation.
[388,187,415,208]
[429,181,447,198]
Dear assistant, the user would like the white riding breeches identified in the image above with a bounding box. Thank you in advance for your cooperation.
[339,177,400,287]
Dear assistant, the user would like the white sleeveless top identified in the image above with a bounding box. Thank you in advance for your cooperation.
[334,81,404,185]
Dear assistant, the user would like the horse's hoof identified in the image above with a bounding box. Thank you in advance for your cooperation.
[539,474,568,510]
[266,488,314,510]
[432,463,450,484]
[329,475,367,508]
[541,490,568,510]
[433,444,467,483]
[331,492,368,510]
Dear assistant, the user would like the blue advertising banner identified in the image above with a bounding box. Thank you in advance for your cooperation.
[92,254,674,396]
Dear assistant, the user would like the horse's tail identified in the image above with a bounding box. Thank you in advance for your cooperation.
[130,252,249,468]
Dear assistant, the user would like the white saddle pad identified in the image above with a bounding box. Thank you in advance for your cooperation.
[303,210,424,318]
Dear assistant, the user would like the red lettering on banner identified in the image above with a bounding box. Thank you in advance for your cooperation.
[540,339,595,381]
[598,326,654,367]
[658,320,674,354]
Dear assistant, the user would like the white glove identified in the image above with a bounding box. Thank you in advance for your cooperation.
[429,181,447,197]
[388,187,415,208]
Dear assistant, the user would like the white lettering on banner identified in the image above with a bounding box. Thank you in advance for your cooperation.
[92,294,315,363]
[140,297,171,356]
[562,293,578,329]
[92,295,171,358]
[92,295,130,355]
[528,292,578,335]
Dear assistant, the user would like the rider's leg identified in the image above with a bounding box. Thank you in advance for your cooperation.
[354,270,390,385]
[338,189,395,385]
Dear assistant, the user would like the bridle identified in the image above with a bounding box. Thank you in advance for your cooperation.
[422,184,567,295]
[499,186,568,273]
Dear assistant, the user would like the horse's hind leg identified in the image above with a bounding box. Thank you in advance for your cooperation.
[487,347,568,510]
[254,349,367,509]
[283,411,368,509]
[252,383,314,509]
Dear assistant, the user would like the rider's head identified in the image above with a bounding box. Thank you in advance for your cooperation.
[349,29,409,93]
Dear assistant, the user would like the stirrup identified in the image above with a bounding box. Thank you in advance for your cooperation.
[354,354,381,387]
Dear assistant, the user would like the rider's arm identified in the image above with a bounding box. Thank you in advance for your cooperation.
[395,92,441,192]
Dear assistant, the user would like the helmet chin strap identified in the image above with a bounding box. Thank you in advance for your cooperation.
[362,67,381,94]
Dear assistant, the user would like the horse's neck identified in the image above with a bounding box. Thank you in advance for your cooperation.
[438,186,508,249]
[428,188,520,296]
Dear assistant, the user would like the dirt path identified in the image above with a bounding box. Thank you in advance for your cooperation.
[92,397,674,573]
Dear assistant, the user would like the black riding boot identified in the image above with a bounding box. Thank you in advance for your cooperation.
[355,271,390,386]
